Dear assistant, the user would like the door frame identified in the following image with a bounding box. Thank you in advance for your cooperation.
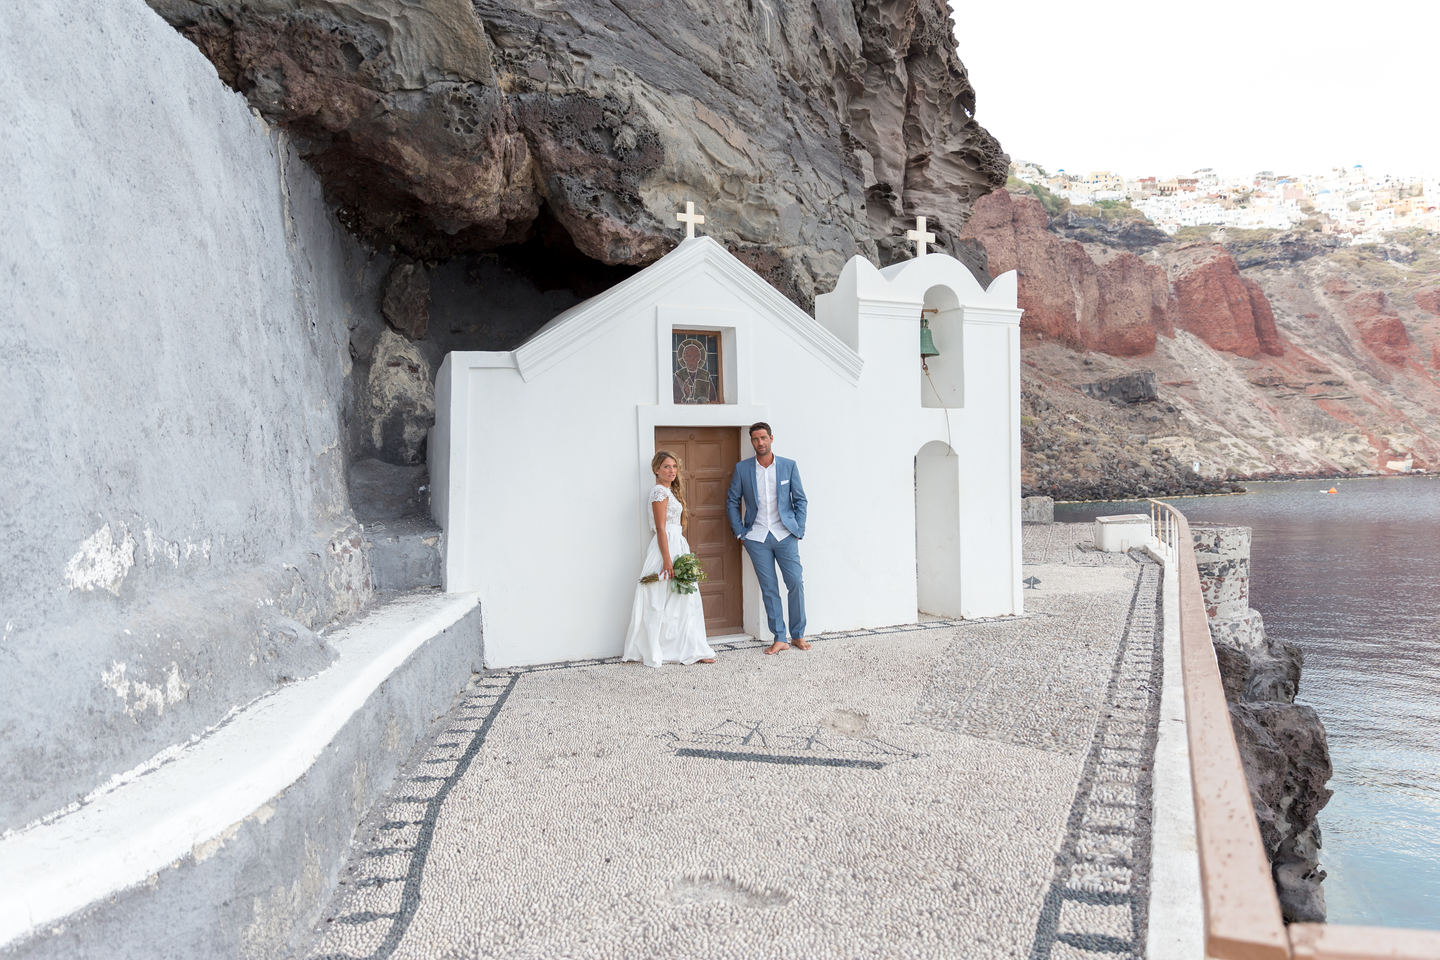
[654,425,744,636]
[638,405,770,641]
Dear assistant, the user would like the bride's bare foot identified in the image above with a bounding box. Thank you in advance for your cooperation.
[696,657,716,664]
[790,637,811,651]
[763,641,790,655]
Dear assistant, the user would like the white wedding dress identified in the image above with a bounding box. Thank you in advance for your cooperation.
[621,485,716,667]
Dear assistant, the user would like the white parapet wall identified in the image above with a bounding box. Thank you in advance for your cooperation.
[0,592,482,960]
[1144,540,1206,959]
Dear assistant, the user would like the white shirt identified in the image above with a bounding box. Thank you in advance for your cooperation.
[746,459,793,542]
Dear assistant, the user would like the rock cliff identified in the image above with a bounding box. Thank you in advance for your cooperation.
[1167,244,1285,359]
[141,0,1009,477]
[145,0,1007,308]
[136,1,1439,501]
[960,188,1440,497]
[958,188,1170,356]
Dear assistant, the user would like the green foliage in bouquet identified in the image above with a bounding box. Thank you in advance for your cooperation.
[637,553,707,594]
[670,553,706,594]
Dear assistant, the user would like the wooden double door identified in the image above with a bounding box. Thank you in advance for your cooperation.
[655,427,744,634]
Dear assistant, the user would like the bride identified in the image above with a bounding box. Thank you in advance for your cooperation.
[621,451,717,667]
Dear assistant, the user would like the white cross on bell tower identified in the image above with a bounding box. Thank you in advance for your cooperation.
[676,201,706,239]
[906,216,936,258]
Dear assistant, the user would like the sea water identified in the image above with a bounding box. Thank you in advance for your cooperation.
[1056,476,1440,930]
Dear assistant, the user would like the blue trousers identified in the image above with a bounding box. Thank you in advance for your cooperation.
[743,533,805,641]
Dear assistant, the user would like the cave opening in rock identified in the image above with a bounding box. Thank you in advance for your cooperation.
[427,205,644,354]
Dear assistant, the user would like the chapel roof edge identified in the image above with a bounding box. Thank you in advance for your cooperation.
[864,252,1017,308]
[508,230,862,383]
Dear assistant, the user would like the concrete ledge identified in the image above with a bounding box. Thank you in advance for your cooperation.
[1,590,481,959]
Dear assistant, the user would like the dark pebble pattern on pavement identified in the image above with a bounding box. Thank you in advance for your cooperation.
[298,524,1163,960]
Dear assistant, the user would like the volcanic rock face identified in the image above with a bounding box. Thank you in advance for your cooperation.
[1079,371,1159,405]
[960,190,1288,362]
[1167,245,1285,359]
[1230,701,1334,922]
[1329,288,1413,367]
[963,187,1440,487]
[1219,229,1344,270]
[366,329,434,464]
[145,0,1007,305]
[1353,315,1412,367]
[382,259,431,340]
[1193,524,1332,923]
[958,189,1170,356]
[1019,374,1234,501]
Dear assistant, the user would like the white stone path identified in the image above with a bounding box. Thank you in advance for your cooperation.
[298,526,1162,960]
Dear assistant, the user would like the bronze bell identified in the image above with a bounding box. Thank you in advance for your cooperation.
[920,316,940,359]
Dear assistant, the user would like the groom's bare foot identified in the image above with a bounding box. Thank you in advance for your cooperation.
[763,641,790,655]
[791,637,812,651]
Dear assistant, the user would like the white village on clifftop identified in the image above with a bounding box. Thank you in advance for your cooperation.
[1013,160,1440,241]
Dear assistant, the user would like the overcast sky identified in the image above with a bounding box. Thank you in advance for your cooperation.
[949,0,1440,180]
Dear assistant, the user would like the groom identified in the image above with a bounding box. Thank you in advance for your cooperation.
[726,422,808,655]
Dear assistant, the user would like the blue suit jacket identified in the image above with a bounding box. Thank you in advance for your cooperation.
[726,456,807,540]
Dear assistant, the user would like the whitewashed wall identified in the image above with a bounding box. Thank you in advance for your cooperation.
[833,255,1025,622]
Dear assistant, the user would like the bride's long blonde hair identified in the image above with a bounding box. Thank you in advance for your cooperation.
[651,449,688,532]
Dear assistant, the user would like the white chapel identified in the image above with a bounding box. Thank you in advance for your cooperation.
[430,215,1024,667]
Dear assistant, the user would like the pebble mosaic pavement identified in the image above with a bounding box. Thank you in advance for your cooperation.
[297,524,1163,960]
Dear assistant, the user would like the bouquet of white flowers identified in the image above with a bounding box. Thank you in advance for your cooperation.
[638,553,707,595]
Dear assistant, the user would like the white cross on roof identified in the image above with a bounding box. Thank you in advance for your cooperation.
[906,216,936,257]
[676,201,705,238]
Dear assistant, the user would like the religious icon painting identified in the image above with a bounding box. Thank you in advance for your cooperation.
[671,329,722,404]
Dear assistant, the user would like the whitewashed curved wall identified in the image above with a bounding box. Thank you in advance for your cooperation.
[0,0,382,830]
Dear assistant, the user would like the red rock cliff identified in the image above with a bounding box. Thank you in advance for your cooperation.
[1168,246,1285,358]
[1329,287,1414,367]
[960,190,1291,360]
[958,190,1170,356]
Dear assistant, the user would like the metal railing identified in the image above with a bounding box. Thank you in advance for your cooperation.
[1146,499,1440,960]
